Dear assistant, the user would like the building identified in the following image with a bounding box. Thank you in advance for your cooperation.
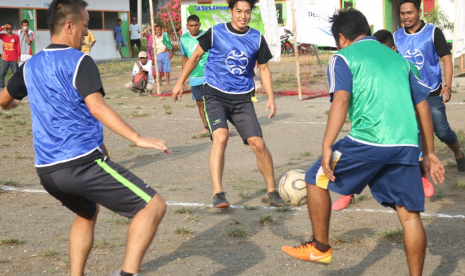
[0,0,131,59]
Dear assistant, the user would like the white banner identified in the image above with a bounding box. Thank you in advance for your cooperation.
[453,0,465,59]
[294,0,336,47]
[259,0,281,61]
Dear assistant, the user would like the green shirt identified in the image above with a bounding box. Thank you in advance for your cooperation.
[181,31,209,86]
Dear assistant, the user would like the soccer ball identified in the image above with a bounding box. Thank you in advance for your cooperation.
[278,169,307,206]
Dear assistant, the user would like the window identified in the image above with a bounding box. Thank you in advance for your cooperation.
[342,0,355,9]
[88,11,103,29]
[37,9,49,30]
[275,1,286,26]
[104,12,118,30]
[0,8,20,29]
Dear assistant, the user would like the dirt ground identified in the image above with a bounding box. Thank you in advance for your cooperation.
[1,55,465,276]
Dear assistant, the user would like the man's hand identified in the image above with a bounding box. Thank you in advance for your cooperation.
[169,51,173,60]
[135,136,169,155]
[138,70,146,75]
[266,98,277,118]
[321,146,335,182]
[422,153,445,185]
[439,85,451,103]
[172,82,183,102]
[2,23,12,29]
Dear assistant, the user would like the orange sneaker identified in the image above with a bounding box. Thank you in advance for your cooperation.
[331,194,354,211]
[281,241,332,264]
[422,176,434,198]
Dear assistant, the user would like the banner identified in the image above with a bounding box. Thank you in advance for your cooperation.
[453,0,465,59]
[259,0,281,61]
[294,0,336,47]
[187,4,265,35]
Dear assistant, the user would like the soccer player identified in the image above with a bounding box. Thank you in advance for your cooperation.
[394,0,465,174]
[16,19,34,66]
[331,29,435,211]
[281,10,444,275]
[172,0,286,208]
[0,1,167,275]
[180,14,209,134]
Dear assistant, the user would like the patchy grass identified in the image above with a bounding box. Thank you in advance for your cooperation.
[191,132,210,139]
[128,142,137,147]
[0,259,9,263]
[242,205,258,211]
[40,250,59,257]
[300,151,312,157]
[431,193,444,201]
[0,238,23,245]
[357,195,370,202]
[287,161,298,165]
[229,219,240,225]
[452,180,465,190]
[131,110,148,118]
[104,217,131,225]
[163,104,172,115]
[379,228,403,241]
[185,104,196,108]
[175,226,192,235]
[457,130,465,147]
[325,110,330,115]
[445,160,456,168]
[0,180,20,186]
[173,207,192,214]
[185,215,201,222]
[228,228,247,237]
[238,192,250,198]
[93,238,114,249]
[276,206,292,212]
[259,215,273,224]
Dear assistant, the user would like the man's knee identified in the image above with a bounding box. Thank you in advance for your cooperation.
[212,129,229,144]
[149,194,166,219]
[248,137,266,153]
[124,82,134,90]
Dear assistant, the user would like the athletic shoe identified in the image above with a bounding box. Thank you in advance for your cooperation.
[331,194,354,211]
[268,190,286,207]
[251,96,258,103]
[213,192,230,208]
[422,176,434,198]
[109,269,140,276]
[281,240,332,264]
[457,151,465,175]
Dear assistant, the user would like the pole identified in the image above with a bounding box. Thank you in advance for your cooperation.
[167,5,179,41]
[137,0,142,38]
[149,0,160,95]
[313,45,329,92]
[290,0,302,100]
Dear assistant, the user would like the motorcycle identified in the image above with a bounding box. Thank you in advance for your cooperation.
[281,29,316,56]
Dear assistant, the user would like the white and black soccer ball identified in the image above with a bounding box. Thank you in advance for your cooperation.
[278,169,307,206]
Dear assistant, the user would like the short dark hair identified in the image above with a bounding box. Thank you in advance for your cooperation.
[21,19,29,25]
[399,0,421,10]
[155,25,162,29]
[5,22,13,27]
[228,0,259,10]
[47,0,88,35]
[117,19,122,22]
[187,15,200,23]
[373,29,395,48]
[330,9,371,45]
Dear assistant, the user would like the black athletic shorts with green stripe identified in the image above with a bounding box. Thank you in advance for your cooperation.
[203,94,263,144]
[39,158,157,219]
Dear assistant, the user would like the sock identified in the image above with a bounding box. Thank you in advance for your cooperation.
[312,238,331,253]
[120,271,135,276]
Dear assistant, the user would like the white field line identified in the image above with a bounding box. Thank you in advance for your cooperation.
[2,186,464,219]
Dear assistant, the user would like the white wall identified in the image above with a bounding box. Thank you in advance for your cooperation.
[1,0,129,10]
[87,31,122,59]
[439,0,454,41]
[357,0,384,33]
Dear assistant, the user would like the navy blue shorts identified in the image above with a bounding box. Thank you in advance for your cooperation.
[191,85,203,101]
[305,140,424,211]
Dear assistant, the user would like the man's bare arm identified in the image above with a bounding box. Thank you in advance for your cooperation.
[172,45,205,101]
[0,87,21,110]
[257,63,276,118]
[440,54,453,103]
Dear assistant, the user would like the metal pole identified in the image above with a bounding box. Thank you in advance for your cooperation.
[166,4,179,41]
[149,0,160,94]
[313,45,329,92]
[137,0,142,38]
[290,0,302,100]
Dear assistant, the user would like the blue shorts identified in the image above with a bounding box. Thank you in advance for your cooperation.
[157,52,171,73]
[191,85,203,101]
[305,140,424,211]
[116,40,128,50]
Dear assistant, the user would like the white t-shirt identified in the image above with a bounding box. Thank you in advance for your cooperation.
[129,24,140,40]
[132,61,154,83]
[155,35,167,53]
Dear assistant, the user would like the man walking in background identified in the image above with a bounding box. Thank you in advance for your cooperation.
[16,19,34,66]
[129,17,141,58]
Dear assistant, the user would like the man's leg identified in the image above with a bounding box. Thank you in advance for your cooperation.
[247,136,276,193]
[166,72,170,86]
[10,61,18,75]
[395,205,426,276]
[196,100,208,132]
[210,128,229,195]
[307,184,332,245]
[121,194,166,274]
[0,60,10,89]
[130,42,135,58]
[69,205,99,276]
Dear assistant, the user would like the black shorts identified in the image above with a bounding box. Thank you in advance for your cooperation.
[203,94,262,144]
[131,39,141,48]
[39,158,157,219]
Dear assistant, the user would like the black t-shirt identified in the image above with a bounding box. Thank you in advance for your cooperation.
[405,21,450,96]
[7,44,105,100]
[6,44,105,175]
[197,23,272,100]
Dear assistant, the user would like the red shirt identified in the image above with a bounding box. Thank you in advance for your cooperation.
[0,27,21,62]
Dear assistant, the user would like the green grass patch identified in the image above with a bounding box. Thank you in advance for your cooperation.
[173,207,191,214]
[131,110,148,118]
[276,206,292,212]
[93,238,114,249]
[175,226,192,235]
[0,180,20,186]
[259,215,273,224]
[452,180,465,190]
[229,219,240,225]
[379,228,403,241]
[357,195,370,202]
[238,192,250,198]
[242,205,258,211]
[185,104,196,108]
[40,250,59,257]
[445,160,456,168]
[300,151,312,157]
[185,215,201,222]
[228,228,247,237]
[191,132,210,139]
[287,161,298,165]
[0,238,23,245]
[104,217,131,225]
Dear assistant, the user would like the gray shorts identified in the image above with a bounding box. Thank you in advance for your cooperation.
[203,94,262,144]
[116,40,128,50]
[191,85,204,101]
[39,158,157,219]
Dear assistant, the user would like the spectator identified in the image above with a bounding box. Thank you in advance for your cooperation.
[125,51,155,95]
[114,19,127,58]
[154,25,172,86]
[129,17,141,58]
[81,29,96,55]
[16,19,34,66]
[0,22,20,90]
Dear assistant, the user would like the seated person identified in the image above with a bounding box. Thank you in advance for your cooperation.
[124,51,155,94]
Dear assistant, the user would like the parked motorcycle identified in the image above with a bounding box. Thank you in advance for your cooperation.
[281,29,316,56]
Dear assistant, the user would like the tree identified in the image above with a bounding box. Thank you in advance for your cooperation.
[423,6,454,32]
[155,0,181,38]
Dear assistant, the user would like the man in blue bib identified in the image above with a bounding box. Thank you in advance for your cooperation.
[394,0,465,174]
[0,1,167,275]
[172,0,286,208]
